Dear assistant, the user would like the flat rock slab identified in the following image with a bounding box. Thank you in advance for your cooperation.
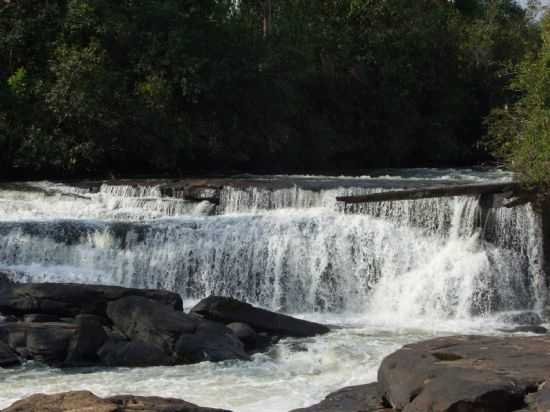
[2,391,232,412]
[378,335,550,412]
[0,282,182,317]
[191,296,329,338]
[290,383,392,412]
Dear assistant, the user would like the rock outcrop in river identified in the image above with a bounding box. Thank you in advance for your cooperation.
[0,273,329,368]
[2,391,230,412]
[296,335,550,412]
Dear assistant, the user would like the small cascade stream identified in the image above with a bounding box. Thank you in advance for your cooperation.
[0,169,545,412]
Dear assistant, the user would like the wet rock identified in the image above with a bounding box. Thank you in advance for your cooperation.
[175,320,248,363]
[0,271,14,289]
[98,339,173,367]
[26,323,77,365]
[227,322,259,351]
[0,340,19,367]
[501,311,543,326]
[107,394,232,411]
[2,390,231,412]
[0,281,182,318]
[191,296,330,338]
[24,314,60,323]
[505,325,548,334]
[378,335,550,412]
[65,314,108,366]
[227,322,257,343]
[107,296,197,353]
[0,322,27,351]
[290,383,392,412]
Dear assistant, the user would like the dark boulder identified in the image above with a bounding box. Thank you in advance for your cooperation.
[175,320,248,363]
[500,311,543,326]
[0,271,14,289]
[26,323,77,366]
[65,314,108,366]
[191,296,330,338]
[98,339,173,367]
[0,340,19,367]
[2,391,232,412]
[0,282,182,318]
[504,325,548,334]
[290,383,392,412]
[378,335,550,412]
[227,322,257,345]
[107,296,197,353]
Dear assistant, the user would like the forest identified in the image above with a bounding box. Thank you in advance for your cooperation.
[0,0,548,184]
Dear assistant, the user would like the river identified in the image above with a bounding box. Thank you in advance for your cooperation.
[0,168,545,411]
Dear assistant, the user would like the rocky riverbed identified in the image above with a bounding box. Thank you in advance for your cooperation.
[0,272,328,369]
[294,335,550,412]
[5,333,550,411]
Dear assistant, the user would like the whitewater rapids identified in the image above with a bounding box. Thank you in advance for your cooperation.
[0,169,545,411]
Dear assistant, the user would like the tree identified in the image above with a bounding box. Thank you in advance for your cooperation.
[487,11,550,198]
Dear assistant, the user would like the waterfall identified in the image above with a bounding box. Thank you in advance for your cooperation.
[0,175,544,320]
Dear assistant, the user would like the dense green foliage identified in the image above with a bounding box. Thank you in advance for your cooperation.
[0,0,542,178]
[487,11,550,198]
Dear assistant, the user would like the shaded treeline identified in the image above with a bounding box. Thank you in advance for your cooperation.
[0,0,542,178]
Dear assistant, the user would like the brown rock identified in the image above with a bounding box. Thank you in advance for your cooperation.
[378,335,550,412]
[290,383,392,412]
[2,390,231,411]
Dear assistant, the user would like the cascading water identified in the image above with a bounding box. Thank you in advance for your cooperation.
[0,169,545,412]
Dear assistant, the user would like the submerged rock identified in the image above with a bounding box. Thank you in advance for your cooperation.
[2,391,231,412]
[290,383,392,412]
[378,335,550,412]
[191,296,330,338]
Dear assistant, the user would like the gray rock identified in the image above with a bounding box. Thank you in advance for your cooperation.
[98,339,173,367]
[0,340,19,368]
[0,322,27,351]
[378,335,550,412]
[2,390,231,412]
[505,325,548,334]
[65,314,108,366]
[191,296,330,338]
[175,320,249,363]
[227,322,257,345]
[290,383,391,412]
[0,272,14,290]
[26,323,77,365]
[0,282,182,318]
[107,296,197,354]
